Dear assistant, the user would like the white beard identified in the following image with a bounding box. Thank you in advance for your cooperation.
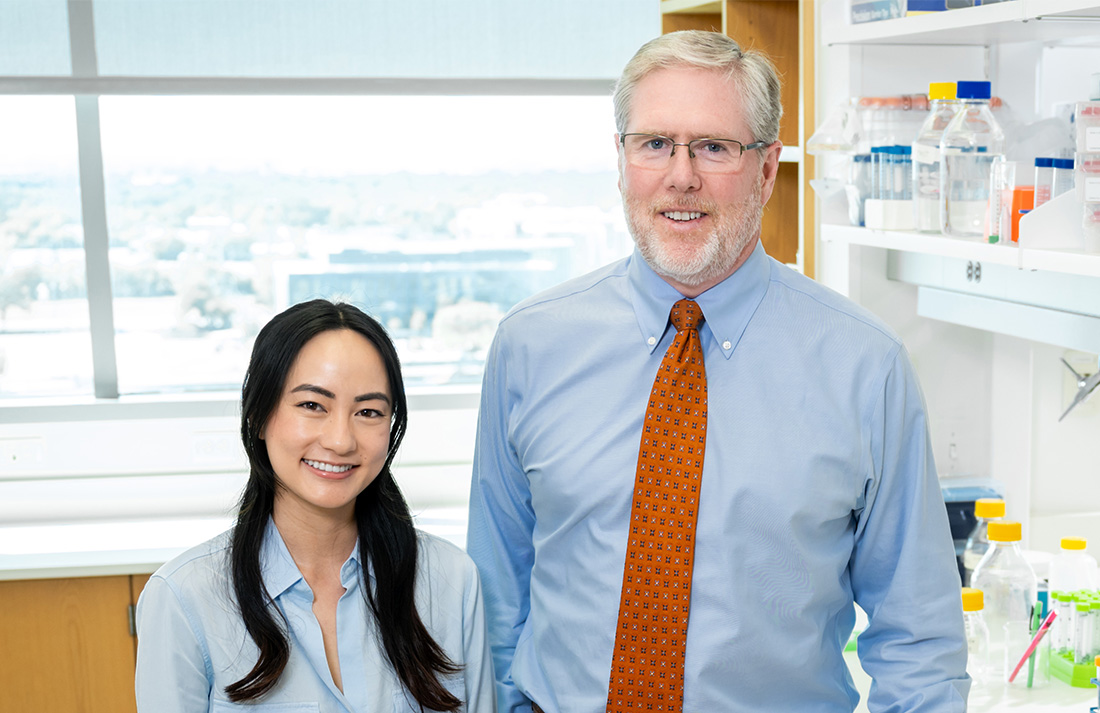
[624,178,764,289]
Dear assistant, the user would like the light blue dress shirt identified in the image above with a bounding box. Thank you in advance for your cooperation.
[136,519,495,712]
[467,242,969,713]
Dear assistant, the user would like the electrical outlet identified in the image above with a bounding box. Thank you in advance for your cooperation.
[1062,349,1100,418]
[0,437,45,472]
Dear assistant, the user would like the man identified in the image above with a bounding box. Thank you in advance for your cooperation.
[467,30,968,713]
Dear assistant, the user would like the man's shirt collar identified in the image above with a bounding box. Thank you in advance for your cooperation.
[628,239,771,359]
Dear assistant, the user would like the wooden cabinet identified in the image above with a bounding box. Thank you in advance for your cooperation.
[659,0,816,276]
[0,574,150,713]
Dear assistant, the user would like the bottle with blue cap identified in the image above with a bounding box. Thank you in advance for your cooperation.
[939,80,1005,238]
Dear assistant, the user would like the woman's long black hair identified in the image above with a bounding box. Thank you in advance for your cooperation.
[226,299,460,710]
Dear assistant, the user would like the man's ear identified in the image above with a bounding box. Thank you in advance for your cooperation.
[758,140,783,207]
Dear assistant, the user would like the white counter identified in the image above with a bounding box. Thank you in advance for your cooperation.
[0,508,469,581]
[843,649,1096,712]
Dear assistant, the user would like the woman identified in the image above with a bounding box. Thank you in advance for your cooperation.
[136,299,494,712]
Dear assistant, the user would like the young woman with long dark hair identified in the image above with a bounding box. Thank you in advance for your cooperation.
[135,299,494,712]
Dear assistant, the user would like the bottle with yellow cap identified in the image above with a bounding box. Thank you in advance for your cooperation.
[962,498,1005,587]
[1049,536,1099,595]
[970,520,1038,682]
[912,81,960,233]
[961,587,991,686]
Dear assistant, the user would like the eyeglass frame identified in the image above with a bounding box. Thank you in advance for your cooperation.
[618,132,770,167]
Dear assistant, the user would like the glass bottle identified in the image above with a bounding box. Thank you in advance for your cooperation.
[940,80,1005,238]
[912,82,958,232]
[962,498,1005,587]
[970,520,1038,682]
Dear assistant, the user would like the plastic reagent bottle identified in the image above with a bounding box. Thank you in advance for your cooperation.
[963,498,1005,587]
[970,520,1038,681]
[1049,537,1100,594]
[940,80,1005,238]
[962,587,991,687]
[912,82,959,232]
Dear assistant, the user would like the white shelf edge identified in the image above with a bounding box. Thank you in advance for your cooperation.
[821,223,1022,266]
[820,223,1100,277]
[827,2,1026,45]
[825,1,1100,47]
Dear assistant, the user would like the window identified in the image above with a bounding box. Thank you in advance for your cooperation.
[0,96,89,398]
[32,94,624,396]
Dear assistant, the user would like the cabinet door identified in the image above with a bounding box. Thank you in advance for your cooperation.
[0,576,137,713]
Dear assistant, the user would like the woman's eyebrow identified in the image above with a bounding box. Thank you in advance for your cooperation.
[355,392,391,406]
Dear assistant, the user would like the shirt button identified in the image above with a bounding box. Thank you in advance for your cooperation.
[648,337,657,346]
[722,340,732,350]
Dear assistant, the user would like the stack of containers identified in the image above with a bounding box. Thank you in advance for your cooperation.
[861,95,927,230]
[1077,101,1100,251]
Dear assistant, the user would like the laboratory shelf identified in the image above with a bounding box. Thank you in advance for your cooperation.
[827,0,1100,47]
[820,223,1100,278]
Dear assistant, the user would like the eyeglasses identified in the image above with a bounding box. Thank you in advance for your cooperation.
[620,133,768,173]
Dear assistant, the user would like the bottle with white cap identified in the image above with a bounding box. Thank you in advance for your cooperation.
[962,498,1005,587]
[970,520,1038,682]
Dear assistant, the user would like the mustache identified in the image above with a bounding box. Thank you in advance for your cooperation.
[650,197,720,214]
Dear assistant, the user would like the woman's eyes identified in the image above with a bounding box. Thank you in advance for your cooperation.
[293,401,386,419]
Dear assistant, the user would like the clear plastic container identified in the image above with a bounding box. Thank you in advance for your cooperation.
[1051,591,1069,656]
[846,154,872,227]
[1092,600,1100,662]
[912,82,959,233]
[1076,601,1094,664]
[940,80,1006,238]
[1052,157,1075,198]
[1033,157,1054,208]
[870,146,890,200]
[963,498,1005,587]
[987,158,1017,245]
[970,520,1038,682]
[892,145,913,200]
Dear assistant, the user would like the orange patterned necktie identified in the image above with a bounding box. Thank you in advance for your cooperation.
[607,298,707,713]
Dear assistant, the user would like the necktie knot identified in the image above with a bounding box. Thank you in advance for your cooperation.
[671,299,704,333]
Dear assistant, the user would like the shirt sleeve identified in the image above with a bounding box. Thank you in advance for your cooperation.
[850,346,970,713]
[466,328,537,713]
[135,574,212,713]
[461,554,498,713]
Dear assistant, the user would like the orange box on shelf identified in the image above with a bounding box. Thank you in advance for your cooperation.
[1009,186,1035,243]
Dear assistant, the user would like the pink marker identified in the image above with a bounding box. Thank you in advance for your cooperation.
[1007,609,1058,683]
